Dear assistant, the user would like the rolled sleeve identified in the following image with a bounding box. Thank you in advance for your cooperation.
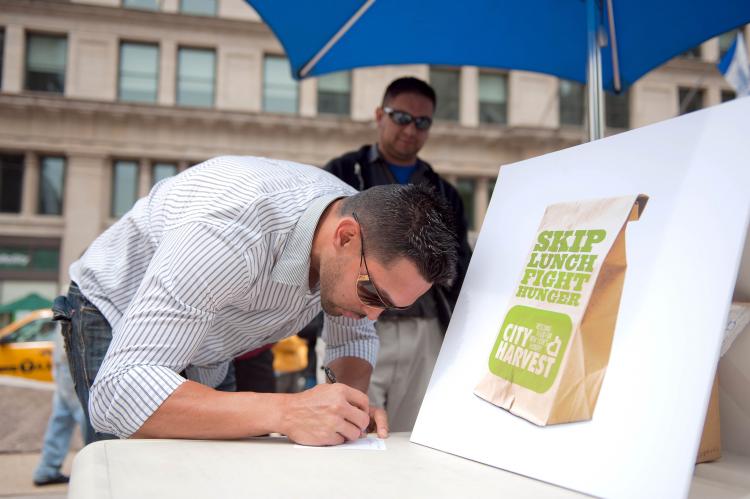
[89,366,187,438]
[322,314,379,367]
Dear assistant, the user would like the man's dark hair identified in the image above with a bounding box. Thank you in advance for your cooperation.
[382,77,437,109]
[340,184,458,286]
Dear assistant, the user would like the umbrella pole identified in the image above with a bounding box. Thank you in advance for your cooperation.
[586,0,605,141]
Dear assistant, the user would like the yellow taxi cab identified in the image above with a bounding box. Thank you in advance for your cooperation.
[0,309,55,382]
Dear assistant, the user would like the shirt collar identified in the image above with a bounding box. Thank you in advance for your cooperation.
[369,144,381,163]
[270,194,343,290]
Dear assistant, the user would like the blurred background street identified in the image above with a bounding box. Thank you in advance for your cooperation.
[0,376,79,498]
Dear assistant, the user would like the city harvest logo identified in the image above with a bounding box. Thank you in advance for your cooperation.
[489,305,572,393]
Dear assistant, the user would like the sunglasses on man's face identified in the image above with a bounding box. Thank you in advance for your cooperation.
[382,107,433,131]
[353,213,411,311]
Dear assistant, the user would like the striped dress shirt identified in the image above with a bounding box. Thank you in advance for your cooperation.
[70,156,378,438]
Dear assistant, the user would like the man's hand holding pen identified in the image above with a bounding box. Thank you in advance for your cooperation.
[279,381,370,446]
[325,366,389,440]
[277,363,389,446]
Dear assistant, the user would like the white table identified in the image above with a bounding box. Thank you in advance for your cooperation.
[68,433,750,499]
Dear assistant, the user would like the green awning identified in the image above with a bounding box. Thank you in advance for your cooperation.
[0,293,52,313]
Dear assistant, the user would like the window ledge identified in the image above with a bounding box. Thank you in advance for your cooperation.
[0,214,66,231]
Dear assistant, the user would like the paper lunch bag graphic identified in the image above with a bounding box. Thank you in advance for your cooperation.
[475,194,648,426]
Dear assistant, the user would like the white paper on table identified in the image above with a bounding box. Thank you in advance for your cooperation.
[294,437,386,450]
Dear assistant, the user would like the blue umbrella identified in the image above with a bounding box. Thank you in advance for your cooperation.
[247,0,750,139]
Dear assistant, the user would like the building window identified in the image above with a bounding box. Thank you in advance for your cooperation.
[479,72,508,125]
[119,42,159,103]
[180,0,217,16]
[0,155,24,214]
[152,162,177,187]
[38,157,65,215]
[430,67,459,121]
[456,178,476,231]
[559,79,585,126]
[678,87,704,115]
[317,71,351,116]
[123,0,159,10]
[605,91,629,129]
[680,46,702,59]
[263,55,298,114]
[112,160,139,218]
[25,33,67,94]
[177,47,215,107]
[721,90,736,102]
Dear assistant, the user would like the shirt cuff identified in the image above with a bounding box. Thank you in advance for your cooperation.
[322,315,379,367]
[89,365,187,438]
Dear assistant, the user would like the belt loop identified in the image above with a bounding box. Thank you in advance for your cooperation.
[52,295,72,322]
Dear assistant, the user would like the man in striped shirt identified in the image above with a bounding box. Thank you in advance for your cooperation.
[54,156,458,446]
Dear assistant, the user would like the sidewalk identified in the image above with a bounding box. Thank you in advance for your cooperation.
[0,376,81,499]
[0,450,75,498]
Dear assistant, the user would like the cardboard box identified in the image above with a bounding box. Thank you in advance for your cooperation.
[696,375,721,463]
[716,301,750,458]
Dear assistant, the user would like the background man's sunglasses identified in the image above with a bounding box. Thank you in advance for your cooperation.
[383,107,433,130]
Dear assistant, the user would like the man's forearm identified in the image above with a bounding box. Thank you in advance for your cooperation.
[132,380,285,439]
[130,377,373,445]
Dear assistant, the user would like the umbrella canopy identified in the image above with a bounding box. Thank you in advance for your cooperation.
[0,293,52,314]
[248,0,750,93]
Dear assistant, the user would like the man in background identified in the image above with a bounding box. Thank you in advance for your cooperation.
[325,77,472,431]
[33,325,87,486]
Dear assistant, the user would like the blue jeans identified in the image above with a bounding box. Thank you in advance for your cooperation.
[33,377,85,481]
[53,282,117,443]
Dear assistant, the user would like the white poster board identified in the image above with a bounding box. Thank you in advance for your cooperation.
[412,97,750,499]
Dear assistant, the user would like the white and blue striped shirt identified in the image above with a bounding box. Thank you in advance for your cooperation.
[70,156,378,438]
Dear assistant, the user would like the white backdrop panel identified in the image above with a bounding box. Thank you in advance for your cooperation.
[411,97,750,499]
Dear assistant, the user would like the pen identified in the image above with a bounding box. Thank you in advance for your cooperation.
[323,365,337,384]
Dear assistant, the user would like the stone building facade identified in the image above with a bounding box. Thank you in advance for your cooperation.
[0,0,745,303]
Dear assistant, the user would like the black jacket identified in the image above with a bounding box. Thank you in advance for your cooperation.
[324,144,472,332]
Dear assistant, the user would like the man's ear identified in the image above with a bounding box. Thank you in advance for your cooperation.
[375,106,384,124]
[333,217,359,252]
